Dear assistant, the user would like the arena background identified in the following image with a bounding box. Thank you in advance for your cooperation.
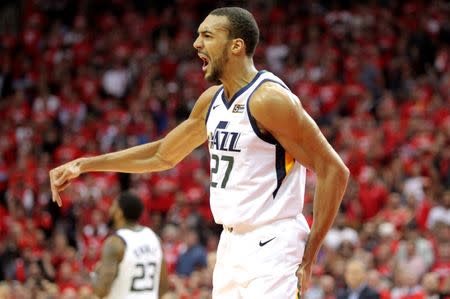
[0,0,449,298]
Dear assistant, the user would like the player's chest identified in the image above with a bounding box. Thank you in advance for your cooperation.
[207,108,254,153]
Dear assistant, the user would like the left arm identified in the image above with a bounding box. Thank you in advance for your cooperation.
[251,83,349,291]
[92,235,125,298]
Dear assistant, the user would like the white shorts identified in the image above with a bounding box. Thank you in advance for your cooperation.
[212,216,309,299]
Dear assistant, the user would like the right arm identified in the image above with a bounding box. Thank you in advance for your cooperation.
[92,235,125,298]
[50,86,220,205]
[159,257,169,298]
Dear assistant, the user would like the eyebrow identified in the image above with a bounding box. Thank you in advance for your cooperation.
[197,29,214,35]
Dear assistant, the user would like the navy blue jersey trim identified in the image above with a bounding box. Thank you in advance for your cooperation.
[273,144,286,199]
[205,87,224,125]
[246,79,290,145]
[221,70,266,109]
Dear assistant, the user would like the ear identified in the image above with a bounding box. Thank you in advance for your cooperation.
[231,38,245,55]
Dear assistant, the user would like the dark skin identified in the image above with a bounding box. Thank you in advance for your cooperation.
[50,14,349,295]
[93,235,124,298]
[93,202,169,298]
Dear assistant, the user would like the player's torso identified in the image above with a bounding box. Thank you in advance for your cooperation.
[106,227,162,299]
[206,70,307,227]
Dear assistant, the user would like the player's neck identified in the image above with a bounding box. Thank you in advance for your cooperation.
[116,221,139,231]
[124,221,139,230]
[221,60,258,101]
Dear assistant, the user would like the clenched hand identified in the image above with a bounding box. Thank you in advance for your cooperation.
[296,260,312,297]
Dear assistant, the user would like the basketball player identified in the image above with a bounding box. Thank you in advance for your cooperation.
[50,7,349,298]
[92,192,169,299]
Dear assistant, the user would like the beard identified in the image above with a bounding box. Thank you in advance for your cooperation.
[205,45,229,84]
[107,218,115,230]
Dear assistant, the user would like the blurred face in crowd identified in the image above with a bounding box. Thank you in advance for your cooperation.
[185,229,199,248]
[338,240,355,259]
[345,260,367,289]
[387,192,401,209]
[319,275,335,294]
[394,267,419,287]
[28,262,42,280]
[193,15,232,83]
[367,269,381,289]
[59,262,72,281]
[422,272,439,293]
[439,242,450,261]
[443,191,450,208]
[162,224,179,243]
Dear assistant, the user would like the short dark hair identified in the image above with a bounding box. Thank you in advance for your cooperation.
[118,192,144,222]
[210,7,259,57]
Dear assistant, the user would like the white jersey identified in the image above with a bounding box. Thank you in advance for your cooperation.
[106,227,163,299]
[206,70,308,230]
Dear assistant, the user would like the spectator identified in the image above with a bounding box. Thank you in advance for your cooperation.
[395,238,428,279]
[427,190,450,229]
[102,60,131,99]
[376,192,413,229]
[366,269,391,297]
[304,276,325,299]
[390,265,424,299]
[175,228,207,277]
[324,215,359,252]
[320,275,337,299]
[161,223,184,274]
[338,259,380,299]
[421,272,441,299]
[431,241,450,280]
[373,222,398,278]
[396,222,435,272]
[357,167,389,220]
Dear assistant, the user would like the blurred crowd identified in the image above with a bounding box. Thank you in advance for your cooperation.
[0,0,449,298]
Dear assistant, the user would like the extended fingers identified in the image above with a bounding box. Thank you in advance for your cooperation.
[51,187,62,207]
[49,168,65,207]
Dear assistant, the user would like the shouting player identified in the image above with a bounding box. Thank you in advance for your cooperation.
[50,7,349,298]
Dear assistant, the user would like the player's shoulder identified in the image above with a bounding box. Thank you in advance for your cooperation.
[198,85,222,104]
[106,232,127,247]
[102,233,126,259]
[140,225,158,237]
[251,81,298,111]
[136,226,161,241]
[191,85,222,119]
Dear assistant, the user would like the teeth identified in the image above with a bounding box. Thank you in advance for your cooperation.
[201,57,208,71]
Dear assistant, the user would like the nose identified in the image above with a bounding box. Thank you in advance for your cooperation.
[193,36,202,50]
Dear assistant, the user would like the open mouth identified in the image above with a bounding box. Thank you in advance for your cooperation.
[198,53,209,72]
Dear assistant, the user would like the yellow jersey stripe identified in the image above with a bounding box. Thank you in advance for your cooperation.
[285,153,295,174]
